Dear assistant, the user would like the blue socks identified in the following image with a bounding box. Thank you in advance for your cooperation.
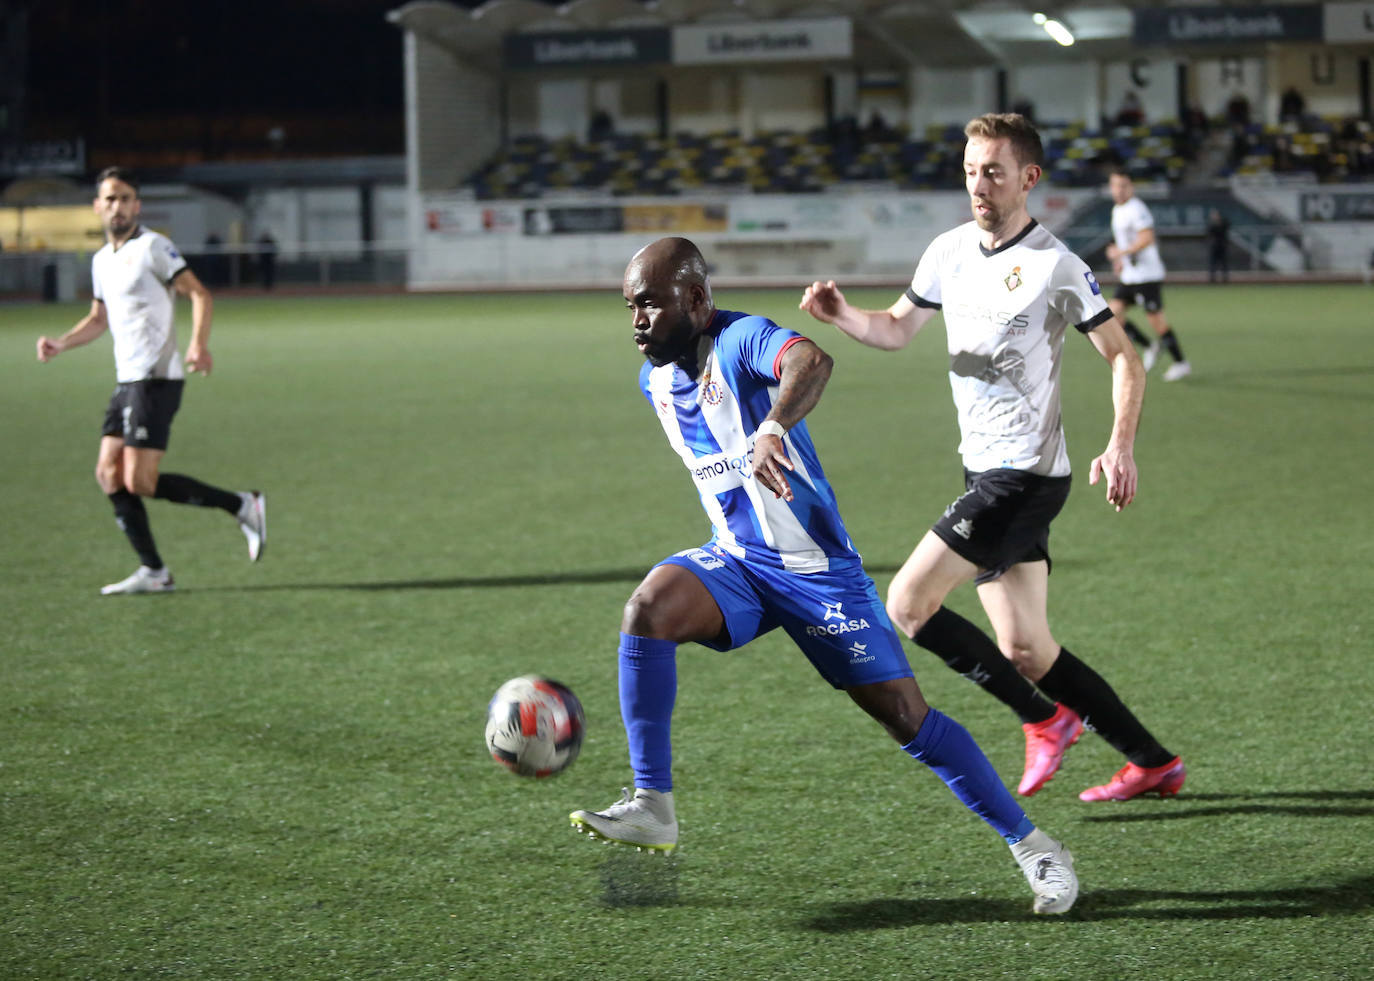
[618,633,678,791]
[619,636,1029,843]
[903,708,1035,844]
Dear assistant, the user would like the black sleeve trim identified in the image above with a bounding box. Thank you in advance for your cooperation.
[167,266,190,285]
[1077,306,1114,334]
[905,286,941,310]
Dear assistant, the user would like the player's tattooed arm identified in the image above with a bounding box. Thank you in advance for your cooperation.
[753,339,833,502]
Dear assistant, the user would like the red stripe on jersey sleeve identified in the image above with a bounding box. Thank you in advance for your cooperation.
[773,335,806,379]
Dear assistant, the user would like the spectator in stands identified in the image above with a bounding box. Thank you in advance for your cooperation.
[864,110,896,143]
[830,114,860,158]
[1353,135,1374,177]
[1279,87,1306,123]
[1225,93,1251,127]
[1179,104,1209,161]
[1229,125,1251,169]
[589,109,615,143]
[1272,135,1294,173]
[1114,92,1143,127]
[1206,209,1230,283]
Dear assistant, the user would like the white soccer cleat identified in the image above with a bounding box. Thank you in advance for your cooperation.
[100,565,175,595]
[1142,343,1161,372]
[570,787,678,854]
[1162,360,1192,382]
[1011,828,1078,915]
[237,491,266,561]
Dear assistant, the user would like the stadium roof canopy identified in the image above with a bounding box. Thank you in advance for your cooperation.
[387,0,1144,72]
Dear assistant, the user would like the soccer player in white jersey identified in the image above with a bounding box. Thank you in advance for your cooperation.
[1107,169,1190,381]
[569,237,1079,916]
[801,113,1186,803]
[36,167,265,594]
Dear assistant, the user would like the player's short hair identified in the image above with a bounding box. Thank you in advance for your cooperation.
[1109,167,1133,182]
[95,166,139,195]
[964,113,1045,168]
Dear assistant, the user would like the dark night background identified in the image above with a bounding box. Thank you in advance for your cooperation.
[9,0,465,168]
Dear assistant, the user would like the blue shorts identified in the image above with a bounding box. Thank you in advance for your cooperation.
[656,544,914,690]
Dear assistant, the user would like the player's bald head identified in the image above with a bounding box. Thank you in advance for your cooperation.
[625,237,711,301]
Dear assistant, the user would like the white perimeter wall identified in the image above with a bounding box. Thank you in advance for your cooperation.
[410,183,1374,287]
[409,188,1094,289]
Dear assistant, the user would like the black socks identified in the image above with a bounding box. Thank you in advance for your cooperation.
[1124,317,1187,364]
[1036,647,1174,768]
[913,612,1175,769]
[1160,330,1186,363]
[1120,319,1152,348]
[914,607,1058,725]
[110,475,239,569]
[108,490,163,569]
[154,473,241,514]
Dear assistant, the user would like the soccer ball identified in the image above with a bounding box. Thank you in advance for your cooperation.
[484,675,586,778]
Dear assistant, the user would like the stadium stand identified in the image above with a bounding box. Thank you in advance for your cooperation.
[1223,116,1374,182]
[464,120,1191,199]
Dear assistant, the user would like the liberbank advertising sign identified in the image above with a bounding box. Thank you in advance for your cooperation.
[1132,5,1324,44]
[505,18,851,69]
[673,18,852,65]
[504,29,672,69]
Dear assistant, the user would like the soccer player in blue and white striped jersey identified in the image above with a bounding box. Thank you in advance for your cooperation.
[570,237,1078,915]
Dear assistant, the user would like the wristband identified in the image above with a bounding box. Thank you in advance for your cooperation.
[756,419,787,440]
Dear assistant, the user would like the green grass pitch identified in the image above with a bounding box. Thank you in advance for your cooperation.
[2,282,1371,979]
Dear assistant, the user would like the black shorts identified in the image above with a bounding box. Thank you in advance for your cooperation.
[931,468,1072,585]
[1113,281,1164,313]
[101,379,185,450]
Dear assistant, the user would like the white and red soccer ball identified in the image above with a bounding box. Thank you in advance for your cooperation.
[484,675,586,778]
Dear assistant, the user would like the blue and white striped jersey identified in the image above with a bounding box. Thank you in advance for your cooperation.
[639,309,859,574]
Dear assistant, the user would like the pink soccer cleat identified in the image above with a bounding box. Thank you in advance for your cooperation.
[1018,703,1084,796]
[1079,756,1187,802]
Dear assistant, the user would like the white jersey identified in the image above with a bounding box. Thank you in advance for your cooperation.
[907,220,1114,477]
[91,226,189,382]
[1111,195,1167,284]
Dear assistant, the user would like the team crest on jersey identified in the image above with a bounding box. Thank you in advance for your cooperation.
[1004,266,1022,292]
[1083,270,1102,295]
[699,364,725,406]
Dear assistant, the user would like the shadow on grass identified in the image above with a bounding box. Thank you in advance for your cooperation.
[186,564,905,593]
[1185,364,1374,401]
[804,875,1374,929]
[599,850,681,908]
[1078,789,1374,823]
